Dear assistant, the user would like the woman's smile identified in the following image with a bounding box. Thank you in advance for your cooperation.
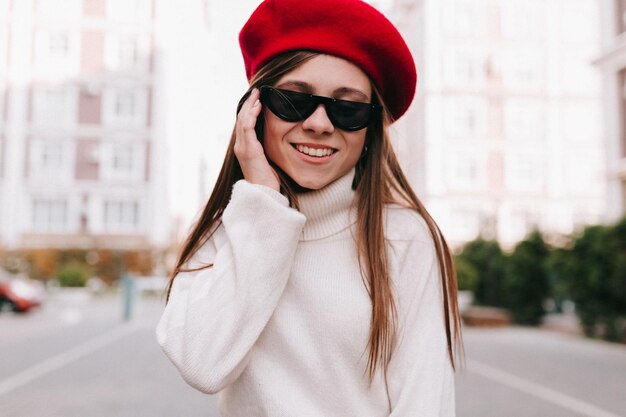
[291,143,337,158]
[289,143,339,166]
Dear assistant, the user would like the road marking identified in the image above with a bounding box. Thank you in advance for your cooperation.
[467,359,623,417]
[0,324,140,397]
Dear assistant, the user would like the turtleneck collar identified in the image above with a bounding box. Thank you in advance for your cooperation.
[296,169,357,241]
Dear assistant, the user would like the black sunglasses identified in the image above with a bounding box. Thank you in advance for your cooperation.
[259,86,380,132]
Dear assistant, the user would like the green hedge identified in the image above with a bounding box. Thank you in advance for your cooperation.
[455,231,549,325]
[57,262,90,288]
[503,231,550,325]
[455,238,506,308]
[554,219,626,341]
[456,216,626,342]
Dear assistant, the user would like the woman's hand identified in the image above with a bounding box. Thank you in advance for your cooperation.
[234,88,280,191]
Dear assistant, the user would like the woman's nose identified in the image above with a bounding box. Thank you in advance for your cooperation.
[301,104,335,135]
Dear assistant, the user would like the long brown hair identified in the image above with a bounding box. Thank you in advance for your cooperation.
[166,51,463,384]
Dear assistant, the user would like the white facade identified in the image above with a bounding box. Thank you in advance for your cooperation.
[594,0,626,222]
[0,0,170,250]
[391,0,605,249]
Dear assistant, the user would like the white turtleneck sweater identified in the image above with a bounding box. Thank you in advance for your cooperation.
[156,171,455,417]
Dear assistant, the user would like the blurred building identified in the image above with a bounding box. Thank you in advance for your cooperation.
[594,0,626,222]
[0,0,169,251]
[390,0,605,249]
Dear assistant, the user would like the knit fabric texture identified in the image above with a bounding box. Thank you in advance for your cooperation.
[156,170,455,416]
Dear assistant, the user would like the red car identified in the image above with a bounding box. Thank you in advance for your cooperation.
[0,277,45,313]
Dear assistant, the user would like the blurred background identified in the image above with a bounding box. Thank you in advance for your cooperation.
[0,0,625,416]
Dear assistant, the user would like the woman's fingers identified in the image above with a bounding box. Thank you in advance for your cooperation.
[235,88,263,159]
[234,88,280,191]
[238,88,262,134]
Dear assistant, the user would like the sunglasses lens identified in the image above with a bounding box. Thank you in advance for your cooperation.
[262,88,315,122]
[327,101,373,131]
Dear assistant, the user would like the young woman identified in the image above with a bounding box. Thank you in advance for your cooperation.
[157,0,462,415]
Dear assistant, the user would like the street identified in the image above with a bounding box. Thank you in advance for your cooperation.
[0,292,624,417]
[456,328,626,417]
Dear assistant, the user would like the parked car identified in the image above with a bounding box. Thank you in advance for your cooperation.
[0,277,45,313]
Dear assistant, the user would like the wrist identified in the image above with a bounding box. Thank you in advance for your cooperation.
[242,171,280,191]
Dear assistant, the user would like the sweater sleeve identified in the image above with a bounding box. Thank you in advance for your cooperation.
[385,213,456,417]
[156,180,306,394]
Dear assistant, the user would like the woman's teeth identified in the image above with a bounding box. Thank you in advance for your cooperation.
[295,144,335,157]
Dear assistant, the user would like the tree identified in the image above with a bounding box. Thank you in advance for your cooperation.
[57,262,90,288]
[564,219,626,341]
[503,230,550,325]
[457,238,506,307]
[546,247,573,313]
[453,255,478,292]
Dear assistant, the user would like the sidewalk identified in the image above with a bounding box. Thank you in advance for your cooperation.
[540,312,583,336]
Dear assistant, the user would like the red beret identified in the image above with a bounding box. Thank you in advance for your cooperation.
[239,0,417,121]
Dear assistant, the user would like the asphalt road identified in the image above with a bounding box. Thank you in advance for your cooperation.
[0,292,624,417]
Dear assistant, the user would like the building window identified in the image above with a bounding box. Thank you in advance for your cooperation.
[118,35,138,69]
[445,97,486,137]
[502,51,543,92]
[107,0,151,22]
[105,33,149,72]
[41,143,64,169]
[101,142,144,182]
[30,141,71,181]
[35,0,81,19]
[444,49,486,87]
[115,93,136,120]
[40,31,70,58]
[504,99,544,141]
[103,89,147,127]
[500,2,543,40]
[443,1,483,38]
[505,153,543,193]
[33,87,75,126]
[455,158,479,183]
[456,107,477,134]
[32,198,68,232]
[35,30,80,75]
[448,153,484,191]
[103,199,140,232]
[112,144,134,173]
[49,33,69,56]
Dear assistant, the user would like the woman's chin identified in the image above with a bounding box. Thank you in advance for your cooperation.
[290,174,330,192]
[293,179,325,192]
